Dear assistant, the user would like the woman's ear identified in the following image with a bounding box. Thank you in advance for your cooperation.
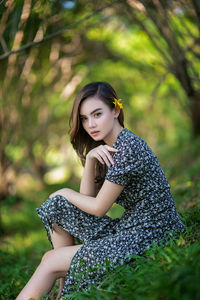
[113,106,120,118]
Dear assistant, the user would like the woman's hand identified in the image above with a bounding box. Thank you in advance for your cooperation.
[86,145,118,168]
[49,188,68,199]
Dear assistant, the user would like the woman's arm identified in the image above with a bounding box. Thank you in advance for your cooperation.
[50,180,124,218]
[79,158,97,197]
[49,145,121,217]
[79,145,118,197]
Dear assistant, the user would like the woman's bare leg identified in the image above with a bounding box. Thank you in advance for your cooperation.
[50,222,75,248]
[16,244,83,300]
[50,223,75,299]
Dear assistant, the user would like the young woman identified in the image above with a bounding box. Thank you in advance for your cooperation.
[16,81,185,300]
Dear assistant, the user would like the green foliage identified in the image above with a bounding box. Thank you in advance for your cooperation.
[1,0,199,202]
[1,1,200,298]
[0,249,36,300]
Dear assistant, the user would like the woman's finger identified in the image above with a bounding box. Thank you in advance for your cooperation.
[94,153,105,165]
[100,149,114,165]
[87,145,118,166]
[97,150,111,167]
[104,145,118,152]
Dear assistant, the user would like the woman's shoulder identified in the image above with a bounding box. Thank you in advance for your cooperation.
[106,129,149,181]
[114,128,157,164]
[114,128,146,152]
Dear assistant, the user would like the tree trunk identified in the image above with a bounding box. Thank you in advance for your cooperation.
[190,91,200,136]
[0,151,11,201]
[0,179,9,201]
[0,207,5,236]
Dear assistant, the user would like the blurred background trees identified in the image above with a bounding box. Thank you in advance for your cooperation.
[0,0,200,230]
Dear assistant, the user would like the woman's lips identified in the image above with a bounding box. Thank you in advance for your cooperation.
[90,131,100,136]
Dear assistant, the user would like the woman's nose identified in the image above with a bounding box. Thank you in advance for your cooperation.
[88,118,96,128]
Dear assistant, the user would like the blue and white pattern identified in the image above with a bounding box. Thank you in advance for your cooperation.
[36,128,185,298]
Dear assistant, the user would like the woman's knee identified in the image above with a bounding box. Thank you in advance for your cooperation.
[40,249,67,278]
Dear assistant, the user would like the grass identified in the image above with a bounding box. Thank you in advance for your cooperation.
[0,136,200,299]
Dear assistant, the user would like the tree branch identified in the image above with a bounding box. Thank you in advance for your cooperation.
[0,34,8,52]
[139,0,195,97]
[123,0,172,64]
[191,0,200,33]
[0,0,15,36]
[148,72,168,109]
[0,0,120,60]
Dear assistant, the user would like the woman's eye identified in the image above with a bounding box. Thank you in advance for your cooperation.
[81,117,87,122]
[94,112,101,118]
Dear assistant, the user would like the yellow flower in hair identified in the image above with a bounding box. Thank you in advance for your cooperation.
[113,98,123,109]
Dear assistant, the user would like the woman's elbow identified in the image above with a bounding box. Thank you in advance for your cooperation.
[94,212,105,218]
[93,206,106,218]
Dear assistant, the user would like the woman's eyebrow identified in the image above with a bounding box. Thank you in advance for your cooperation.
[80,108,103,117]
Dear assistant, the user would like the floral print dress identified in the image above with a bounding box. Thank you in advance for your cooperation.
[36,128,185,298]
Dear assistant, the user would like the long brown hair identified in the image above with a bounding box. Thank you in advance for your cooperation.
[69,81,124,188]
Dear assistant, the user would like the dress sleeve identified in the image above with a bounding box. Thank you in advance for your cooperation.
[105,138,144,186]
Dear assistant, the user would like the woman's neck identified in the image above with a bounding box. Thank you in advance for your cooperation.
[104,122,124,146]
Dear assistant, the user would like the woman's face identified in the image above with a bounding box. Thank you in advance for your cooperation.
[80,97,118,143]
